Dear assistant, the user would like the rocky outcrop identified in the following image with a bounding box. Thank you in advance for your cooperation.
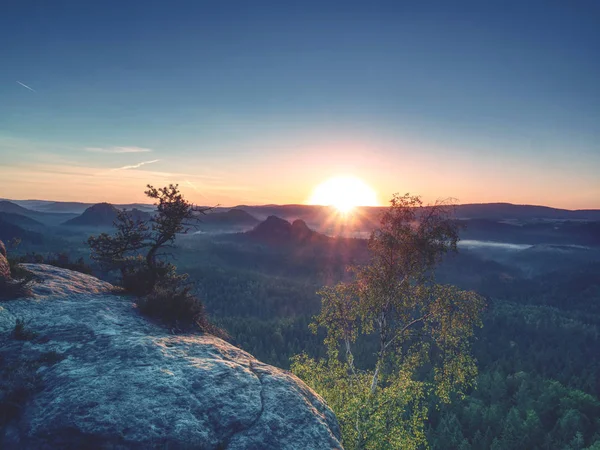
[0,264,342,449]
[0,240,10,281]
[245,216,327,245]
[291,219,313,240]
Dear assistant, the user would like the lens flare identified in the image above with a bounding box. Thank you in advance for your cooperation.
[309,176,379,213]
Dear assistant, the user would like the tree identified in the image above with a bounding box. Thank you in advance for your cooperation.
[292,194,485,449]
[88,184,211,294]
[87,185,221,334]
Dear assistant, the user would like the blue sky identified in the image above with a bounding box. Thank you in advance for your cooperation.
[1,0,599,208]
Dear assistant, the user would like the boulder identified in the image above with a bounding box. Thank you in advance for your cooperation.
[0,240,10,281]
[0,264,342,449]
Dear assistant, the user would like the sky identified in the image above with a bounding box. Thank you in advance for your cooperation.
[1,0,599,209]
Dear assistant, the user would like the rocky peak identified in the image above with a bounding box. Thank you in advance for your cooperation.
[291,219,313,240]
[247,215,292,240]
[0,264,342,449]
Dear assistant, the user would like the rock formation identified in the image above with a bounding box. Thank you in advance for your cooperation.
[0,240,10,281]
[0,264,342,449]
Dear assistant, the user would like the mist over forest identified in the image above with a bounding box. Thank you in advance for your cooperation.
[2,197,600,449]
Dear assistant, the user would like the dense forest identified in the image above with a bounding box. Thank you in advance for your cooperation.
[176,233,600,449]
[4,201,600,448]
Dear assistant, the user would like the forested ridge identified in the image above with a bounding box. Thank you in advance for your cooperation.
[8,213,600,448]
[178,234,600,449]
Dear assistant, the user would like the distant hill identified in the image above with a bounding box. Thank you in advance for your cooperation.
[63,203,151,227]
[0,200,33,216]
[0,216,44,244]
[453,203,600,221]
[0,212,44,228]
[460,218,600,246]
[3,199,156,215]
[201,208,259,226]
[0,200,78,226]
[4,198,600,226]
[245,216,327,244]
[235,203,600,225]
[34,201,92,214]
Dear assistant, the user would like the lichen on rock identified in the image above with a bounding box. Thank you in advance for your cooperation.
[0,264,342,449]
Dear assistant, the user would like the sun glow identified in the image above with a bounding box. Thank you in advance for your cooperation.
[309,176,379,213]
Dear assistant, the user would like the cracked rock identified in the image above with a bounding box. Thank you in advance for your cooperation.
[0,264,342,449]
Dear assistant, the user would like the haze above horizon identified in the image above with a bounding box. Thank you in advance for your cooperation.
[1,1,599,209]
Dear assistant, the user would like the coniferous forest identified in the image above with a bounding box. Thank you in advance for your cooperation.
[3,199,600,449]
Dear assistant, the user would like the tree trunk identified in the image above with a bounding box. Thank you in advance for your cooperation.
[370,312,387,394]
[145,243,161,290]
[345,338,356,376]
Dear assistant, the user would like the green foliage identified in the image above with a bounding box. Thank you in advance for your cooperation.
[292,351,430,449]
[87,184,219,335]
[147,209,600,448]
[292,194,486,448]
[136,264,227,338]
[427,371,600,449]
[88,184,210,294]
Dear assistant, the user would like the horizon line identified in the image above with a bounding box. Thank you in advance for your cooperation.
[2,197,600,212]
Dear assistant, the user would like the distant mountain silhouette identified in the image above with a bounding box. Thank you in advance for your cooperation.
[35,201,92,214]
[201,209,259,226]
[245,216,326,244]
[0,200,78,226]
[234,203,600,225]
[0,216,44,244]
[0,212,44,228]
[453,203,600,220]
[63,203,151,227]
[0,200,33,216]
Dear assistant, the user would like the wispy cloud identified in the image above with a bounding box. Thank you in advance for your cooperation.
[16,81,36,92]
[186,180,199,191]
[85,146,152,154]
[112,159,160,171]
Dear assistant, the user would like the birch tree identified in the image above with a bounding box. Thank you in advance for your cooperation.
[292,194,485,449]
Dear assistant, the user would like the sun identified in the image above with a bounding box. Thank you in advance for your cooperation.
[309,176,379,213]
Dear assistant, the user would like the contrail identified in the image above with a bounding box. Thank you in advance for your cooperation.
[16,81,36,92]
[112,159,160,171]
[186,180,209,200]
[86,146,152,154]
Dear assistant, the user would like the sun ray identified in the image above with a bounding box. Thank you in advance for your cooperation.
[309,176,379,214]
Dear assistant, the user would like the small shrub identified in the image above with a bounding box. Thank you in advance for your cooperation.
[138,282,227,338]
[120,260,160,296]
[12,319,37,341]
[45,253,94,275]
[11,252,93,275]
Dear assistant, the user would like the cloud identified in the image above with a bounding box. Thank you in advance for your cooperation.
[112,159,160,171]
[16,81,36,92]
[85,146,152,154]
